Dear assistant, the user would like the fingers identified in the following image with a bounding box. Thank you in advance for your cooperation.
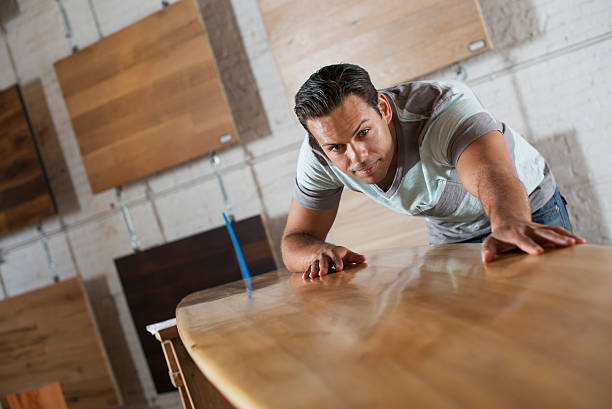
[548,225,587,244]
[532,228,575,246]
[303,247,366,279]
[343,250,366,264]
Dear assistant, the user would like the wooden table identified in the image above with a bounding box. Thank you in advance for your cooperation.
[176,244,612,409]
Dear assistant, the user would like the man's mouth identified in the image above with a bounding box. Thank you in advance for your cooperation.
[353,160,378,176]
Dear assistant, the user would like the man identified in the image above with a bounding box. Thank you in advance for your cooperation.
[282,64,585,279]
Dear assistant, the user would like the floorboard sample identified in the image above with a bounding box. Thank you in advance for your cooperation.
[0,278,121,409]
[6,382,68,409]
[54,0,238,193]
[328,190,429,252]
[114,214,276,393]
[257,0,491,98]
[0,85,56,235]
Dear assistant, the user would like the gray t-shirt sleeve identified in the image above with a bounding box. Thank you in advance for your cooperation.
[426,81,503,167]
[293,137,344,210]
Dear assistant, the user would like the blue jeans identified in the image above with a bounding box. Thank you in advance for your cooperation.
[460,188,573,244]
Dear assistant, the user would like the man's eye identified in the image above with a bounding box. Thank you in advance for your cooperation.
[328,144,343,152]
[358,129,370,137]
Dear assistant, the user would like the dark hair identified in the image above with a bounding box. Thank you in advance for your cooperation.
[294,64,381,142]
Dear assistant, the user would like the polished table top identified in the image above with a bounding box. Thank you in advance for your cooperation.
[176,244,612,409]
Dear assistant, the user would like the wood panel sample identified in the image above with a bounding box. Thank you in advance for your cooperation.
[114,214,276,393]
[257,0,492,98]
[6,382,68,409]
[0,85,56,235]
[328,189,428,253]
[0,277,121,409]
[53,0,238,193]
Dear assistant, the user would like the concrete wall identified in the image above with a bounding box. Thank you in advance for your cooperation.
[0,0,610,407]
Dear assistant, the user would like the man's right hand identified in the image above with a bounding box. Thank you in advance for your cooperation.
[303,244,366,279]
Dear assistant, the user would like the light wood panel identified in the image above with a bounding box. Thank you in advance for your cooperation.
[54,0,238,193]
[0,85,56,235]
[7,382,68,409]
[115,215,276,393]
[328,189,428,253]
[177,244,612,409]
[257,0,491,98]
[0,277,121,409]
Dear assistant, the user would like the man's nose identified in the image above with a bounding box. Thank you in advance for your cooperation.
[348,142,368,163]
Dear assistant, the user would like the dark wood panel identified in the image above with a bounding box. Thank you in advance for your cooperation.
[114,214,276,393]
[0,85,56,236]
[0,278,122,409]
[54,0,238,193]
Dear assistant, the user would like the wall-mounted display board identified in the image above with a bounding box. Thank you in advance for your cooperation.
[0,277,121,409]
[114,214,277,393]
[54,0,238,194]
[0,85,56,235]
[257,0,492,98]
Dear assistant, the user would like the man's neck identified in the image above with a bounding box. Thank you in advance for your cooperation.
[376,119,398,192]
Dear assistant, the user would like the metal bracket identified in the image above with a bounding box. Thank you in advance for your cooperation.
[37,223,59,283]
[210,152,235,222]
[55,0,78,53]
[116,186,142,252]
[452,62,468,81]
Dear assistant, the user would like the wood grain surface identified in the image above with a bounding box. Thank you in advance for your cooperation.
[257,0,491,99]
[115,215,276,393]
[0,85,56,235]
[0,277,121,409]
[328,189,428,252]
[6,382,68,409]
[54,0,238,193]
[177,244,612,409]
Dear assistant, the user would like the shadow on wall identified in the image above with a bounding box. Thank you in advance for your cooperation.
[479,0,608,243]
[531,130,609,244]
[196,0,272,144]
[83,276,170,409]
[21,79,80,215]
[265,213,289,268]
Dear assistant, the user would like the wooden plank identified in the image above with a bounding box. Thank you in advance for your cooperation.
[0,85,56,236]
[176,244,612,409]
[328,189,428,252]
[172,335,235,409]
[54,0,238,193]
[115,215,276,393]
[6,382,68,409]
[256,0,492,98]
[0,277,121,409]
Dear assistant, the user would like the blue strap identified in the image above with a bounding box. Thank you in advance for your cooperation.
[222,213,253,299]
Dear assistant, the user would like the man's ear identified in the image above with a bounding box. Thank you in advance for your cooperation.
[377,93,393,124]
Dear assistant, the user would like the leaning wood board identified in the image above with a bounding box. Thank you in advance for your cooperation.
[0,277,121,409]
[54,0,238,193]
[328,189,428,253]
[115,215,276,393]
[177,244,612,409]
[257,0,491,98]
[6,382,68,409]
[0,85,56,235]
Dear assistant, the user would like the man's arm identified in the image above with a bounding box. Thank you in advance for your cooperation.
[282,198,366,278]
[456,130,585,263]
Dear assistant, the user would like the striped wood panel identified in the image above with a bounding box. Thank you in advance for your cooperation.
[257,0,492,98]
[0,277,121,409]
[0,85,56,236]
[54,0,238,193]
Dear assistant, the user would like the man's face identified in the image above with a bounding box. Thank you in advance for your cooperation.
[307,93,396,187]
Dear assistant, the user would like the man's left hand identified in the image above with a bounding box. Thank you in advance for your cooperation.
[482,220,586,264]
